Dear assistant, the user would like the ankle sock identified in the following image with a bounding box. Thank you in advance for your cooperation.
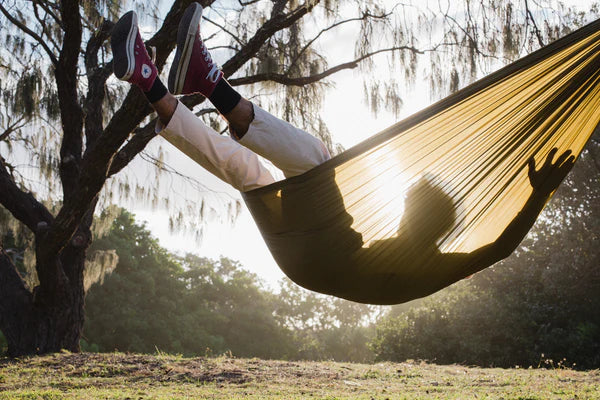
[209,78,242,115]
[144,77,168,104]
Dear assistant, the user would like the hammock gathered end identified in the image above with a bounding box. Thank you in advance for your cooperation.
[243,19,600,304]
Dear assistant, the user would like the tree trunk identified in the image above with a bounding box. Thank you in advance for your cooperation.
[0,232,89,356]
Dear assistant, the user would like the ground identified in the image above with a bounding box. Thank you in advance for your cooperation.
[0,352,598,399]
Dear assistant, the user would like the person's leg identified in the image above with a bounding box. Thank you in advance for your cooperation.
[169,2,331,178]
[111,10,274,191]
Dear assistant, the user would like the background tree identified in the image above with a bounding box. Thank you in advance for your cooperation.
[1,0,599,356]
[84,211,293,358]
[272,279,377,362]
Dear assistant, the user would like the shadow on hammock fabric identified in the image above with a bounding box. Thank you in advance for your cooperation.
[243,18,600,304]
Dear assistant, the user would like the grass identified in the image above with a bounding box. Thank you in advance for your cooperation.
[0,352,598,399]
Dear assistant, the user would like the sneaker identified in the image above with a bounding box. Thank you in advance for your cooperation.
[168,2,223,97]
[111,11,158,92]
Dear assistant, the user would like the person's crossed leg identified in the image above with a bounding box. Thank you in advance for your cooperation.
[111,3,331,192]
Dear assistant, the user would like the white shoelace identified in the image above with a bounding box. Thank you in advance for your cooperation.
[201,42,221,83]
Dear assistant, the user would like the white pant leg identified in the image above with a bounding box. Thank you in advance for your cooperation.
[157,101,275,192]
[238,104,331,178]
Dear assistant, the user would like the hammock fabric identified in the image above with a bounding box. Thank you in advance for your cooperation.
[242,19,600,305]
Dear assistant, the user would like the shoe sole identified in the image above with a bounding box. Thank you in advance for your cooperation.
[169,3,203,95]
[111,11,138,81]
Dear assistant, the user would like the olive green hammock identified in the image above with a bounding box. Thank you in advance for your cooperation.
[242,19,600,305]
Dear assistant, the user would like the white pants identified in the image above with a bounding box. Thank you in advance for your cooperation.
[157,101,331,192]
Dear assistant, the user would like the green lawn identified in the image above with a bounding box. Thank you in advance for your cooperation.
[0,352,598,399]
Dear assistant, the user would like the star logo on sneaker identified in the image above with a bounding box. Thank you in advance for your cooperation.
[141,64,152,79]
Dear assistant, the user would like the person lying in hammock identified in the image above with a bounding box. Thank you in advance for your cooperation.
[334,155,573,304]
[112,4,574,304]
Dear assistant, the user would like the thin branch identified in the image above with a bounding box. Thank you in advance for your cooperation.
[208,45,240,52]
[0,3,59,65]
[203,15,244,46]
[30,0,63,29]
[524,0,545,48]
[288,12,391,73]
[31,1,61,54]
[0,117,28,142]
[220,1,321,77]
[230,46,425,86]
[238,0,260,6]
[139,152,237,200]
[196,108,217,117]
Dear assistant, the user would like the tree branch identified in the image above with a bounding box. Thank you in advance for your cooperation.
[230,46,423,86]
[0,3,59,65]
[0,157,54,232]
[56,0,84,199]
[31,0,61,54]
[30,0,63,29]
[524,0,545,48]
[107,121,157,177]
[0,116,28,142]
[203,15,244,46]
[84,19,115,150]
[287,12,391,73]
[220,1,319,76]
[238,0,261,6]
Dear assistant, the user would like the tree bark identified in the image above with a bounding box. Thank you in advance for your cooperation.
[0,247,35,356]
[0,238,89,356]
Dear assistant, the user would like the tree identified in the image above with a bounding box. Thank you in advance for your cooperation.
[273,278,377,362]
[178,254,294,358]
[85,212,224,356]
[0,0,598,356]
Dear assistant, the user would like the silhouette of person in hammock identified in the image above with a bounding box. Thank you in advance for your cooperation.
[112,5,575,304]
[331,148,574,304]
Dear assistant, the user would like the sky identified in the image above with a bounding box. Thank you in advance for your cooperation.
[125,0,596,289]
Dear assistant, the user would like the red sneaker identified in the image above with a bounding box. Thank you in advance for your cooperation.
[168,3,223,97]
[111,11,158,92]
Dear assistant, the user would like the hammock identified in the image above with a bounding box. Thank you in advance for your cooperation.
[242,19,600,305]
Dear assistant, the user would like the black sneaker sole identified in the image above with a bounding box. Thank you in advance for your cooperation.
[111,11,138,80]
[168,3,203,95]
